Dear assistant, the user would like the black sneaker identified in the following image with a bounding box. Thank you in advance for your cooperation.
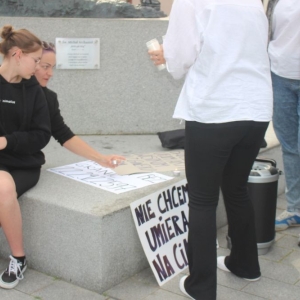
[0,255,27,289]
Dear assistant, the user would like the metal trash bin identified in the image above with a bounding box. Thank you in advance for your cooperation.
[227,158,280,255]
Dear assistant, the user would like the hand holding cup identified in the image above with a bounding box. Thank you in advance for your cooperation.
[146,38,166,70]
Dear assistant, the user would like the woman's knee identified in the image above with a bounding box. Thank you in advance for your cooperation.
[0,172,17,203]
[0,186,17,204]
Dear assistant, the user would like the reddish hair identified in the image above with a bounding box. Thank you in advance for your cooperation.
[0,25,42,56]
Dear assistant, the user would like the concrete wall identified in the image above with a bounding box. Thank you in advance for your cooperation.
[0,1,166,18]
[0,17,184,135]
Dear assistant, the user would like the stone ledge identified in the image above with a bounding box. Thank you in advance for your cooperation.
[0,135,223,293]
[0,125,283,293]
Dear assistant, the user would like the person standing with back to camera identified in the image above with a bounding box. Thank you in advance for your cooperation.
[148,0,272,299]
[267,0,300,231]
[0,25,51,289]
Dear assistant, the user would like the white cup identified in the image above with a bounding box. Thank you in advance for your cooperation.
[146,38,166,71]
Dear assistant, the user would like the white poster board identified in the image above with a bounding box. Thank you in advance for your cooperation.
[130,179,189,285]
[48,160,173,194]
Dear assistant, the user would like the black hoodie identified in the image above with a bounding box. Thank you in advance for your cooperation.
[0,75,51,169]
[42,86,75,145]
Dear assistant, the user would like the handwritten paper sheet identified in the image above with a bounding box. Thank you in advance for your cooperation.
[115,150,185,175]
[48,160,173,194]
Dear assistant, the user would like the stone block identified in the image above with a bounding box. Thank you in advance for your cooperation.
[0,135,226,293]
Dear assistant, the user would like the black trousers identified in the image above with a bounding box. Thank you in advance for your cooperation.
[184,120,269,300]
[0,165,41,198]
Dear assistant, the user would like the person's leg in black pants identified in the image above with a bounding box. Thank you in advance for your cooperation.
[11,167,41,198]
[183,121,268,300]
[221,123,268,278]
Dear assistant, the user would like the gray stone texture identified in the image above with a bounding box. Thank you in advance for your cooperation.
[1,164,299,300]
[0,135,227,293]
[0,16,182,135]
[0,0,166,18]
[2,222,300,300]
[0,132,281,294]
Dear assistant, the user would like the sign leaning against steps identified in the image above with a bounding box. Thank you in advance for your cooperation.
[130,179,189,285]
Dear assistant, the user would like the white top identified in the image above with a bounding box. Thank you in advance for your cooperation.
[268,0,300,80]
[163,0,273,124]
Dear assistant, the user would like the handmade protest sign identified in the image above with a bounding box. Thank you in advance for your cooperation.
[130,179,189,285]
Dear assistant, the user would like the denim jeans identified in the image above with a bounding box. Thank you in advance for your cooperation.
[184,121,268,300]
[272,72,300,213]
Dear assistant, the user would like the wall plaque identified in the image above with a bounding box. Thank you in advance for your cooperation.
[56,38,100,69]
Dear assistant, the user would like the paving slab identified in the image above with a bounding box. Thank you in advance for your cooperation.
[143,289,188,300]
[259,244,293,262]
[276,235,300,251]
[15,269,55,295]
[103,276,159,300]
[32,280,108,300]
[216,285,266,300]
[258,258,300,284]
[280,248,300,268]
[0,289,34,300]
[1,218,300,300]
[242,277,300,300]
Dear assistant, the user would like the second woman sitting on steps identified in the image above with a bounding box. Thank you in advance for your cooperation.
[35,41,125,168]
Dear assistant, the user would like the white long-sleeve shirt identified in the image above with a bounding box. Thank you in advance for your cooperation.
[163,0,273,124]
[268,0,300,80]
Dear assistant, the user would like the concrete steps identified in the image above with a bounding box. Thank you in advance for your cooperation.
[0,126,284,294]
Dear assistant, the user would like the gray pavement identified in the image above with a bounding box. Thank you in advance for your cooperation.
[1,194,300,300]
